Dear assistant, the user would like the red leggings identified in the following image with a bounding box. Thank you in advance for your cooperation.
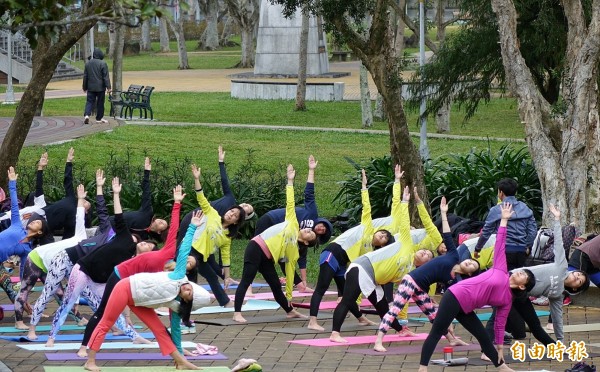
[87,277,176,355]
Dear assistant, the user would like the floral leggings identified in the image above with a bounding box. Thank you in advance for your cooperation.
[48,263,139,341]
[378,274,437,334]
[15,258,46,322]
[30,251,80,326]
[0,265,16,303]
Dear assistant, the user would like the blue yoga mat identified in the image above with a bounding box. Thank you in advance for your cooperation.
[0,331,155,343]
[409,310,551,323]
[0,324,143,333]
[200,282,269,291]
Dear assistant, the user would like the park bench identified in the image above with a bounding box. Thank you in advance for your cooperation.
[109,84,144,118]
[121,86,155,120]
[331,50,352,62]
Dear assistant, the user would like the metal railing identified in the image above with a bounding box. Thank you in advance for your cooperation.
[0,29,33,65]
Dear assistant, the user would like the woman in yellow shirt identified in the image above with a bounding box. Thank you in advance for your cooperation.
[233,165,317,323]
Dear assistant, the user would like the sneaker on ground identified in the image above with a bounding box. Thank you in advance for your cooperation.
[531,296,549,306]
[181,324,196,334]
[563,296,572,306]
[96,119,109,124]
[84,116,90,124]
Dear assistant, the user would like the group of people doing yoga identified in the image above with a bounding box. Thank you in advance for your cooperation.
[0,146,594,371]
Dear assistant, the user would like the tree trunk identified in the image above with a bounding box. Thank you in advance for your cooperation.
[141,19,152,51]
[394,0,406,56]
[220,13,234,46]
[107,22,116,59]
[0,18,96,186]
[159,17,171,52]
[359,64,373,127]
[295,11,309,111]
[490,0,600,230]
[82,33,91,60]
[239,26,255,67]
[167,14,190,68]
[435,99,450,133]
[199,0,220,50]
[436,0,446,42]
[113,24,125,92]
[373,95,385,121]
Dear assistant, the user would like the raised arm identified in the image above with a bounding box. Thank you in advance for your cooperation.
[63,148,75,198]
[7,167,20,225]
[285,164,298,224]
[95,170,111,234]
[360,169,373,227]
[218,146,233,198]
[35,152,48,198]
[139,157,152,213]
[398,186,412,244]
[111,178,128,235]
[389,164,403,233]
[159,185,186,260]
[73,184,88,239]
[548,205,566,267]
[440,197,458,253]
[413,187,442,252]
[168,210,202,280]
[192,164,216,214]
[301,155,318,218]
[492,203,513,273]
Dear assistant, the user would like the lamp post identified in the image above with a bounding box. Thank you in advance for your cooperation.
[418,0,429,160]
[3,18,15,105]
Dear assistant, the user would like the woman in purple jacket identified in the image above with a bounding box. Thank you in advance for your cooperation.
[418,203,534,372]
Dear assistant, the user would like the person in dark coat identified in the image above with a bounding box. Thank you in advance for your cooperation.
[83,48,111,124]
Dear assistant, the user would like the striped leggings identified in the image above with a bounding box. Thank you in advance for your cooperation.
[379,274,437,334]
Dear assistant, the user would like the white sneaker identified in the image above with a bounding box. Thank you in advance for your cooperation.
[84,116,90,124]
[95,119,109,124]
[181,324,196,334]
[531,296,549,306]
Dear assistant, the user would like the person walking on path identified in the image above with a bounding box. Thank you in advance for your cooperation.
[83,48,111,124]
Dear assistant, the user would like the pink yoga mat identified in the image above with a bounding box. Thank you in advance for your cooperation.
[45,352,227,361]
[289,332,430,347]
[345,343,481,355]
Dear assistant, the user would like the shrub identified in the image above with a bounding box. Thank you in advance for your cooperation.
[334,145,542,226]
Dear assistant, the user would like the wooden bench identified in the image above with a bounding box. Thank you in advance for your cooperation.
[122,86,155,120]
[331,51,352,62]
[109,84,144,118]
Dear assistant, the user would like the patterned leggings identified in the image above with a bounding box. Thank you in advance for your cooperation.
[0,265,17,303]
[48,263,138,341]
[14,258,45,322]
[30,251,77,326]
[378,274,437,334]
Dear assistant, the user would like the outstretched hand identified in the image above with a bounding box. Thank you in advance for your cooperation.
[38,152,48,169]
[402,186,410,202]
[67,147,75,163]
[77,184,87,199]
[308,155,318,170]
[549,204,560,220]
[413,187,421,203]
[218,145,225,162]
[144,157,151,171]
[361,169,367,189]
[287,164,295,182]
[500,202,514,220]
[440,196,448,214]
[7,167,17,181]
[96,169,106,188]
[190,210,204,226]
[394,164,404,180]
[112,177,122,194]
[173,185,185,203]
[191,164,201,179]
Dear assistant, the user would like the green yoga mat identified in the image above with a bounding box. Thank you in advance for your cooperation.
[44,367,231,372]
[409,310,550,323]
[0,324,143,333]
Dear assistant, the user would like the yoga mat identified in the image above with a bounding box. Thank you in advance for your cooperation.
[156,299,280,316]
[200,282,269,291]
[292,298,371,310]
[0,324,143,333]
[346,343,481,355]
[260,320,423,335]
[0,332,155,343]
[288,332,430,347]
[20,340,198,351]
[195,313,333,326]
[231,290,336,301]
[45,352,228,361]
[410,310,550,323]
[44,367,230,372]
[550,323,600,333]
[0,304,14,311]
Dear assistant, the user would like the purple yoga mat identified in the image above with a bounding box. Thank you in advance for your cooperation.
[0,304,14,311]
[45,352,228,361]
[345,343,481,356]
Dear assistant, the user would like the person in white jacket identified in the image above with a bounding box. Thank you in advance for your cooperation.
[85,210,211,372]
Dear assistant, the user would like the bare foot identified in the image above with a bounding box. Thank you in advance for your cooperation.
[418,366,427,372]
[449,338,469,346]
[175,360,200,370]
[27,328,37,340]
[286,309,308,319]
[336,297,342,304]
[45,338,55,348]
[14,321,28,330]
[224,301,235,308]
[232,312,247,323]
[133,336,152,344]
[329,331,348,343]
[77,317,89,326]
[373,342,387,352]
[357,315,376,326]
[498,363,514,371]
[84,361,101,371]
[245,288,255,297]
[481,352,491,362]
[307,317,325,332]
[77,346,88,358]
[397,327,417,337]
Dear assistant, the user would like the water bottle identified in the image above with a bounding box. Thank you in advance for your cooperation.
[443,346,454,361]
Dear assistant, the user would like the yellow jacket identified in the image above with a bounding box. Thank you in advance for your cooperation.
[258,185,299,300]
[191,191,231,266]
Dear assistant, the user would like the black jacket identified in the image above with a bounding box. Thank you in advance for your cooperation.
[83,48,111,92]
